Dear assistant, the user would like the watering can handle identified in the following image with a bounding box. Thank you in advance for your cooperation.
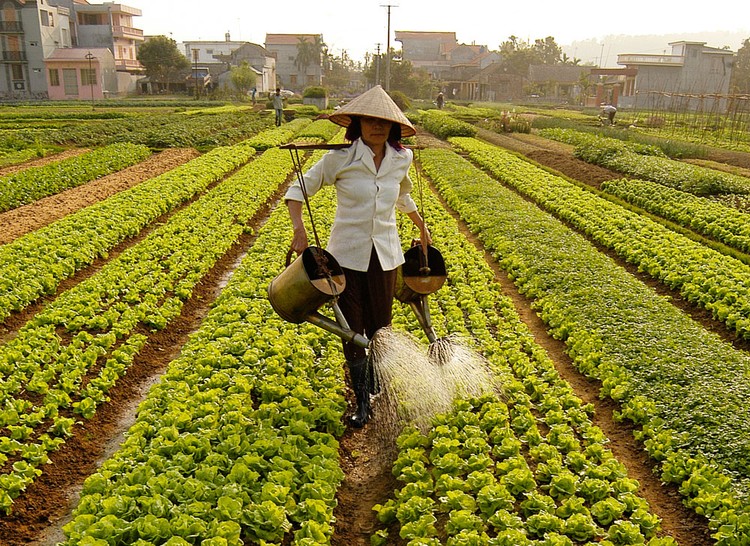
[410,239,431,275]
[286,248,297,267]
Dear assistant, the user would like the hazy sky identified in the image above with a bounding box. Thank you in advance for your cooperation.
[126,0,749,63]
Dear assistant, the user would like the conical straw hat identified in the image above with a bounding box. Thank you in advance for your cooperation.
[328,85,416,138]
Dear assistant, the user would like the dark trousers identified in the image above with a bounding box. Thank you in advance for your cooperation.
[338,248,397,361]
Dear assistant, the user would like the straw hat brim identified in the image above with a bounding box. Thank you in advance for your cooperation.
[328,85,416,138]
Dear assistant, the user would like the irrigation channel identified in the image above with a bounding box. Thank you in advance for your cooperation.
[0,127,731,545]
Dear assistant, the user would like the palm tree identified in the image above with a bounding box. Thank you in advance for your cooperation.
[295,37,315,74]
[295,35,327,82]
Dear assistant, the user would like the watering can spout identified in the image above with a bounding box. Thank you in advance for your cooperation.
[408,297,438,344]
[306,310,370,349]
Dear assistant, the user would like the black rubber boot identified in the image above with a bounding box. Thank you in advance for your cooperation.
[348,357,372,428]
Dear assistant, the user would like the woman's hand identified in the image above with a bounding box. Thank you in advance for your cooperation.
[287,200,309,255]
[421,226,433,246]
[290,227,309,255]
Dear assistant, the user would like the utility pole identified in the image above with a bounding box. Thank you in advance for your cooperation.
[192,48,200,100]
[381,4,397,91]
[85,51,95,109]
[375,43,381,87]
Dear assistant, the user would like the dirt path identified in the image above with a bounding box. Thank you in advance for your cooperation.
[0,149,89,177]
[0,148,200,244]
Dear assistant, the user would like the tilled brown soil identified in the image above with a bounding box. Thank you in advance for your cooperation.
[0,148,200,245]
[4,130,747,544]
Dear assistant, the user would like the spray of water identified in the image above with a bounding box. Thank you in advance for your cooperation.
[367,327,501,446]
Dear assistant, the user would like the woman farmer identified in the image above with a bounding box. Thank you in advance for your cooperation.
[284,85,431,428]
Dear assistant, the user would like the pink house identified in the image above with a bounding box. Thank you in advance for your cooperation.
[44,47,117,100]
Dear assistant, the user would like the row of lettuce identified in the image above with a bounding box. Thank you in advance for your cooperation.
[452,136,750,341]
[0,142,151,213]
[538,127,750,196]
[61,145,350,546]
[60,145,674,545]
[0,119,344,514]
[420,143,750,543]
[6,108,272,150]
[369,169,675,545]
[0,118,312,323]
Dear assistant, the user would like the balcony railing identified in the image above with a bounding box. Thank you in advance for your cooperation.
[2,51,27,62]
[113,26,144,39]
[115,58,143,70]
[0,20,23,33]
[617,54,683,66]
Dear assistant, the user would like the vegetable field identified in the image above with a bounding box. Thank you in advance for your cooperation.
[2,102,750,545]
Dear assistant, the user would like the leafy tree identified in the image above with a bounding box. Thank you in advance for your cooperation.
[323,50,361,94]
[362,49,432,98]
[731,38,750,93]
[230,61,256,98]
[137,35,190,92]
[534,36,564,64]
[498,35,578,76]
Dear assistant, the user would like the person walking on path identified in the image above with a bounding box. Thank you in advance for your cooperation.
[284,85,432,428]
[272,88,284,126]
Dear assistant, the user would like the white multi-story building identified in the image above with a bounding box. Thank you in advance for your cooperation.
[0,0,142,99]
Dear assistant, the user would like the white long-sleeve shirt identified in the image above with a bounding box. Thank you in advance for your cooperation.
[284,138,418,272]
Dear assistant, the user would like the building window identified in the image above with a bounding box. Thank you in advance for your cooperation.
[49,68,60,86]
[206,49,213,54]
[11,64,23,80]
[290,74,297,86]
[81,68,96,86]
[40,10,49,26]
[79,13,100,25]
[63,68,78,94]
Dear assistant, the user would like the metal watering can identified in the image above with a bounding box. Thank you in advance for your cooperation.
[267,246,369,348]
[268,243,447,348]
[395,242,447,343]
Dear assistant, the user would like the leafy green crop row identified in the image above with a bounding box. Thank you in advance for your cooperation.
[0,142,151,212]
[419,146,750,544]
[602,177,750,254]
[368,166,671,545]
[62,145,348,546]
[0,140,257,323]
[539,127,750,195]
[537,128,666,158]
[0,142,298,514]
[7,109,271,149]
[452,137,750,341]
[417,110,478,139]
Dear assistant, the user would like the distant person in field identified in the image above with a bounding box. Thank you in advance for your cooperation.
[272,87,284,126]
[436,92,444,109]
[284,85,432,428]
[601,103,617,125]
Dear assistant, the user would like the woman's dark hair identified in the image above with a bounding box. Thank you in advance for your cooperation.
[345,116,403,148]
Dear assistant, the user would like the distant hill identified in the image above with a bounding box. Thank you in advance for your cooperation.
[563,31,748,67]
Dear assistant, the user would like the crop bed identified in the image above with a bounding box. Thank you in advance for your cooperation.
[3,107,750,545]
